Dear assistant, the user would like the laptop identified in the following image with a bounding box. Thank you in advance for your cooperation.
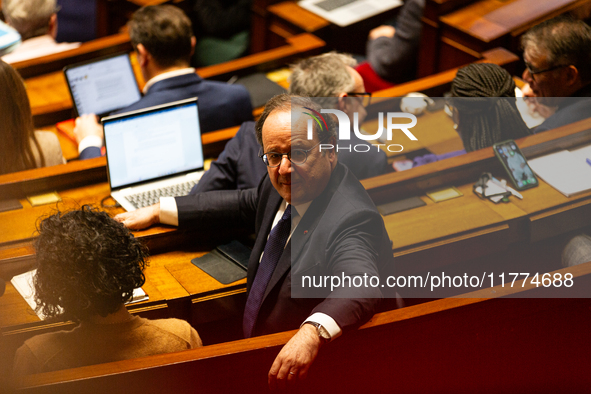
[102,98,205,211]
[64,53,142,117]
[298,0,402,27]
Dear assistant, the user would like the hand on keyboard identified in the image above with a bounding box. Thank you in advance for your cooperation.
[114,203,160,230]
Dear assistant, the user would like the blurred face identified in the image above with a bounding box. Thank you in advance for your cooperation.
[342,67,368,124]
[262,108,336,205]
[522,46,571,106]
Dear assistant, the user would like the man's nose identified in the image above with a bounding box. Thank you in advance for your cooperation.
[278,155,292,174]
[522,68,533,84]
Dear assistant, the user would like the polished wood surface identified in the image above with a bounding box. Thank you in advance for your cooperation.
[417,0,477,77]
[436,0,588,71]
[267,1,330,33]
[363,117,591,272]
[12,262,591,393]
[373,47,520,100]
[12,33,133,79]
[262,0,402,54]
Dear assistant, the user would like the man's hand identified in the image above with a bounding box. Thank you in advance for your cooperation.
[114,203,160,230]
[268,324,323,391]
[522,83,557,119]
[369,25,396,40]
[74,114,104,144]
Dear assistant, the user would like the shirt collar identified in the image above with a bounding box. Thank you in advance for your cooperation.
[142,67,196,94]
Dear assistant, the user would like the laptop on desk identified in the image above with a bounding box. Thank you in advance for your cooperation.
[298,0,402,27]
[64,52,142,117]
[102,98,204,212]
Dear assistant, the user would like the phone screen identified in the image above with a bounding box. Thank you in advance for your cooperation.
[494,141,538,190]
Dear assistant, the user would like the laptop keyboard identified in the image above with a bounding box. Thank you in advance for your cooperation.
[314,0,358,12]
[125,180,197,209]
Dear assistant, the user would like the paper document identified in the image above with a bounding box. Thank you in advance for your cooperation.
[528,148,591,197]
[11,269,148,320]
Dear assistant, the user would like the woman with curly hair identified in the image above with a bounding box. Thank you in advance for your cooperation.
[13,206,201,375]
[0,59,65,175]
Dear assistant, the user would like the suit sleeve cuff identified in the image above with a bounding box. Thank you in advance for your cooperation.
[303,313,342,341]
[77,135,102,154]
[159,197,179,226]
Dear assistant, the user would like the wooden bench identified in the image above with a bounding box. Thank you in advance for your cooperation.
[8,262,591,393]
[25,32,324,127]
[417,0,478,77]
[11,33,133,79]
[435,0,588,72]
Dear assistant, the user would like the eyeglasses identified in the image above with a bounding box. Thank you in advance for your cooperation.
[524,61,569,82]
[346,92,372,107]
[260,140,326,168]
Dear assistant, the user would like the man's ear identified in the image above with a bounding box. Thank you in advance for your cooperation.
[190,36,196,57]
[48,13,58,38]
[137,44,149,67]
[337,92,348,111]
[564,65,580,86]
[326,136,337,164]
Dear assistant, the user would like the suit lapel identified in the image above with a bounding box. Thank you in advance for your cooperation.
[246,186,283,293]
[261,163,346,302]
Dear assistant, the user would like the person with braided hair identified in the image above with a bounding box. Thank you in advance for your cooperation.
[450,63,531,152]
[12,206,201,376]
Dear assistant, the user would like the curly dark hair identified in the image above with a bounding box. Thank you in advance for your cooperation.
[33,206,149,322]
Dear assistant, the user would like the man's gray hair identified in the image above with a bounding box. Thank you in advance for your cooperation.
[255,93,337,148]
[289,52,357,108]
[521,15,591,83]
[2,0,57,40]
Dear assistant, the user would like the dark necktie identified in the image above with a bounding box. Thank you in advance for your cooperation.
[243,204,292,338]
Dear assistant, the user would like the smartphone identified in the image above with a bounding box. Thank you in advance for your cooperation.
[493,140,538,190]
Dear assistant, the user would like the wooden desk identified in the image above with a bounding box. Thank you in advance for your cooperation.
[25,33,324,127]
[262,1,401,54]
[435,0,589,72]
[364,117,591,274]
[11,263,591,393]
[374,47,519,100]
[362,108,461,162]
[12,33,133,79]
[3,119,591,280]
[417,0,478,77]
[0,247,248,380]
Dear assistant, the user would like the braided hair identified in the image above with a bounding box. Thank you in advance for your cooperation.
[450,63,531,152]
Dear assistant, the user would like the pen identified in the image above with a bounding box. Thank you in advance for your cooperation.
[586,158,591,167]
[492,177,523,199]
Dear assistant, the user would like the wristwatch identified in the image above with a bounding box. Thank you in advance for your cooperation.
[304,321,331,343]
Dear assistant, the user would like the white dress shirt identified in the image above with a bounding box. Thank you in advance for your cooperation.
[159,196,342,340]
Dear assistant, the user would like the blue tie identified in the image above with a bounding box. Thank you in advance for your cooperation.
[243,205,292,338]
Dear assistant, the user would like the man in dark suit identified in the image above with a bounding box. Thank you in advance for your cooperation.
[365,0,425,84]
[192,52,390,194]
[115,94,392,389]
[521,16,591,133]
[74,5,253,159]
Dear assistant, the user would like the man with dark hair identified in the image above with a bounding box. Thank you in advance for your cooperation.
[365,0,425,85]
[115,94,392,389]
[74,4,253,159]
[191,52,389,194]
[521,16,591,133]
[12,206,201,376]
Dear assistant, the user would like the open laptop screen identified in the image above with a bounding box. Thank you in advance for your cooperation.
[64,53,141,116]
[103,99,204,190]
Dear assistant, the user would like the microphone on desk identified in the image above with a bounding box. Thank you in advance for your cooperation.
[0,278,5,297]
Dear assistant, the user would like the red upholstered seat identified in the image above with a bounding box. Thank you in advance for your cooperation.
[355,62,396,93]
